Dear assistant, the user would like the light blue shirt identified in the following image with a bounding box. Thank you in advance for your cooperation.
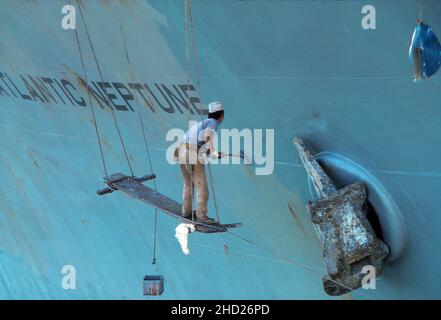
[182,118,220,145]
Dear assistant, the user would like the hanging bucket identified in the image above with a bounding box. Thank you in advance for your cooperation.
[143,275,164,296]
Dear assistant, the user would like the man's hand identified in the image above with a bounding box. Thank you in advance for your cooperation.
[210,151,225,159]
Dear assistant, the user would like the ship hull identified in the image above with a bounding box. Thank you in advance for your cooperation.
[0,0,440,299]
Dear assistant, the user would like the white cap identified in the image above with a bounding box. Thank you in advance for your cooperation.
[208,101,223,113]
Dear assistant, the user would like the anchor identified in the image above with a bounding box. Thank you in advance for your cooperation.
[293,138,389,296]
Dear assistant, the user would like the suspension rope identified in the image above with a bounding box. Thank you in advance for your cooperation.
[419,0,423,20]
[70,0,109,182]
[76,0,135,178]
[186,0,221,223]
[184,0,196,222]
[207,166,220,223]
[116,11,160,268]
[139,113,159,266]
[188,1,221,223]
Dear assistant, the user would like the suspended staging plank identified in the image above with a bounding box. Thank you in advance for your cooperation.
[99,173,242,234]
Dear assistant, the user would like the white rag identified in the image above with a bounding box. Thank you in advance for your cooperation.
[175,223,195,255]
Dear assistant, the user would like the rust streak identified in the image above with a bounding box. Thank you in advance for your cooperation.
[288,203,305,235]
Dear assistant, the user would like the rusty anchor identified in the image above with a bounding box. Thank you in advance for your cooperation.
[293,138,389,296]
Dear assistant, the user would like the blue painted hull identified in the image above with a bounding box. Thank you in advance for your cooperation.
[0,0,440,299]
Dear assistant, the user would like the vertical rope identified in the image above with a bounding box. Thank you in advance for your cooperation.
[188,1,221,223]
[207,166,220,223]
[185,0,195,222]
[116,9,160,268]
[139,113,159,266]
[70,0,109,182]
[76,0,135,178]
[419,1,423,20]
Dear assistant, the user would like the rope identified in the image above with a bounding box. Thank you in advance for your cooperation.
[116,11,160,268]
[419,0,423,20]
[154,209,374,299]
[207,166,220,223]
[225,229,374,299]
[139,113,159,266]
[186,0,221,223]
[70,0,109,181]
[184,0,196,222]
[134,226,374,299]
[76,0,135,178]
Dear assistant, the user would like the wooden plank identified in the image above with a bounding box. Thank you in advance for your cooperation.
[104,173,242,233]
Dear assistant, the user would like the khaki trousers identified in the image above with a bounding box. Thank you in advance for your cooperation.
[179,146,209,218]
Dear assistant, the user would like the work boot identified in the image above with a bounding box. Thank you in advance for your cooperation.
[197,216,216,224]
[182,211,199,222]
